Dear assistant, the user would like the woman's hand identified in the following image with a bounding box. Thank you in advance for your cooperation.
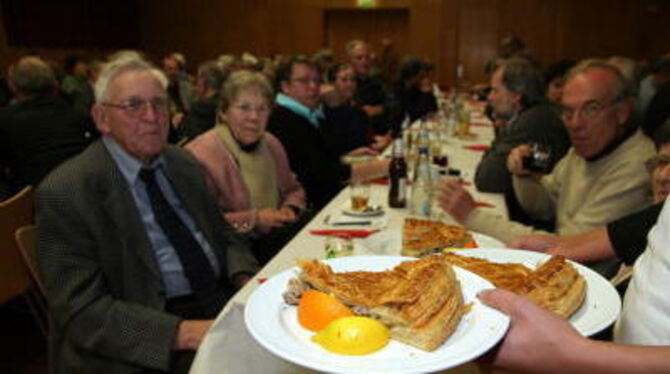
[256,208,297,233]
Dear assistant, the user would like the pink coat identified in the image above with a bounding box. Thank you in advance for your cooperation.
[186,128,306,232]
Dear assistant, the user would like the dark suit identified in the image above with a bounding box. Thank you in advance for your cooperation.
[0,95,95,194]
[267,105,351,210]
[36,140,257,373]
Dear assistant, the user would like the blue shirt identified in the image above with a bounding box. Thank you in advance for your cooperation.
[275,93,324,128]
[103,136,220,298]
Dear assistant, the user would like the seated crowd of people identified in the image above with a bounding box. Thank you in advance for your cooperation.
[2,36,670,373]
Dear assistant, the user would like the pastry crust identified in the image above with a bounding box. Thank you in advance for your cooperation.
[402,218,475,256]
[438,253,586,318]
[296,257,465,351]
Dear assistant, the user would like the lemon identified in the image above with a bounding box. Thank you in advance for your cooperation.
[312,316,390,355]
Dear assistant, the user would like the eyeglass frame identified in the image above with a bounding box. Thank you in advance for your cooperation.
[646,154,670,172]
[289,76,321,86]
[559,98,622,122]
[101,96,169,117]
[229,103,272,116]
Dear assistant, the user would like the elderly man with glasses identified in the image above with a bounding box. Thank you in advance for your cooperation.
[439,60,655,276]
[36,57,257,374]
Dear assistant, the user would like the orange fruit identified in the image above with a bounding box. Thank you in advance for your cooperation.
[463,240,478,248]
[298,290,353,331]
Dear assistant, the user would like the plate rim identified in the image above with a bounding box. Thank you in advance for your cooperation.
[244,255,510,374]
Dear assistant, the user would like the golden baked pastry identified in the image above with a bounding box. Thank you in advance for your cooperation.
[511,255,587,318]
[439,252,532,290]
[294,256,465,351]
[436,253,586,318]
[402,218,475,256]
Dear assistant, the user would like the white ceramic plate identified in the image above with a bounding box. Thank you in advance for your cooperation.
[450,248,622,336]
[358,228,504,256]
[245,256,510,374]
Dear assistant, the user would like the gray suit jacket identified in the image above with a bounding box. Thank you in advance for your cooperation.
[36,140,258,373]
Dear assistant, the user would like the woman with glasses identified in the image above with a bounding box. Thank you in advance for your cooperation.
[186,70,307,265]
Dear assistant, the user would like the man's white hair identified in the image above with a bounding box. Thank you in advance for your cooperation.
[94,58,168,104]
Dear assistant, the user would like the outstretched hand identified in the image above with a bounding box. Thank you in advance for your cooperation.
[477,289,585,374]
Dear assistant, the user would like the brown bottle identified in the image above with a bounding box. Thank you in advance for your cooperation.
[388,138,408,208]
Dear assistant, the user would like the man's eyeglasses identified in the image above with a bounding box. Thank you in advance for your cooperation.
[102,97,169,117]
[290,77,320,86]
[231,103,271,116]
[646,154,670,172]
[559,99,618,121]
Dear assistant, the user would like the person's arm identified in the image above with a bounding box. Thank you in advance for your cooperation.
[351,159,390,182]
[439,179,551,244]
[510,203,664,265]
[478,289,670,374]
[512,174,556,222]
[509,228,616,263]
[473,144,514,193]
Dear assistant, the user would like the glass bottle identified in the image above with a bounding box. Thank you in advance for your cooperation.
[409,147,433,217]
[388,138,408,208]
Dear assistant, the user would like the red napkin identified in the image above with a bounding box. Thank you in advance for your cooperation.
[475,201,495,208]
[310,229,379,238]
[463,144,491,151]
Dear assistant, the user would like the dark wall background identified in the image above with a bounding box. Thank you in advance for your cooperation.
[1,0,670,85]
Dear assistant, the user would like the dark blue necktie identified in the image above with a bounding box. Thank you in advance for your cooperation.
[139,167,224,317]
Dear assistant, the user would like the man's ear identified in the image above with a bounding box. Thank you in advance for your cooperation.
[91,105,111,134]
[615,98,634,127]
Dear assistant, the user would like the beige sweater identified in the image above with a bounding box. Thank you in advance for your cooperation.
[464,130,655,244]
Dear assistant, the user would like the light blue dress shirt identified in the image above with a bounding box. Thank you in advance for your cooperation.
[103,136,220,298]
[275,93,324,127]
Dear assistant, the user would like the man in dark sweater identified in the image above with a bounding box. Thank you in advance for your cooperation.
[0,56,94,195]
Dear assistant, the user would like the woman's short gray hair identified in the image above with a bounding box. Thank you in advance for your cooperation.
[219,70,273,113]
[94,57,168,103]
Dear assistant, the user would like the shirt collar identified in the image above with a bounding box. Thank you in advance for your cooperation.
[276,93,324,127]
[102,136,165,185]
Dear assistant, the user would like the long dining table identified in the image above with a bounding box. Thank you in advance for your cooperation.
[189,102,506,374]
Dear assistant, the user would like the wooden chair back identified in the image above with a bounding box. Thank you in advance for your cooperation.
[15,225,43,294]
[0,186,35,304]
